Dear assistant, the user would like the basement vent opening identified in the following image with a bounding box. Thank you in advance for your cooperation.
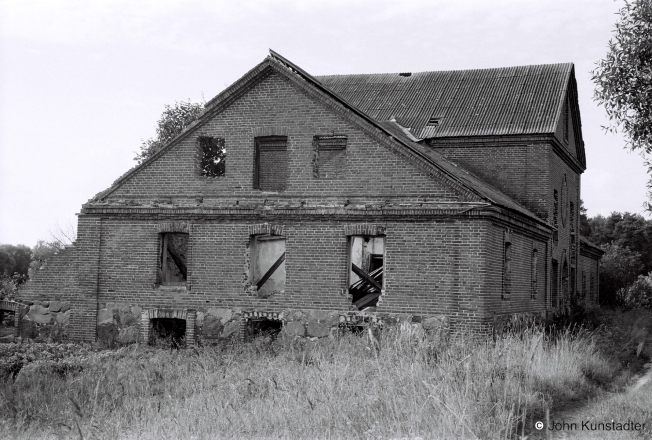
[246,318,283,342]
[150,318,186,348]
[399,72,412,77]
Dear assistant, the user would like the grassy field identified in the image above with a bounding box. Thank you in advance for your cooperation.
[0,309,650,439]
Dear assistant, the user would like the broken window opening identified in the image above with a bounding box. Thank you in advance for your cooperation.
[313,135,346,179]
[159,233,188,285]
[198,136,226,177]
[250,234,286,298]
[150,318,186,348]
[502,241,512,299]
[348,236,384,310]
[254,136,288,191]
[531,248,538,298]
[245,318,283,342]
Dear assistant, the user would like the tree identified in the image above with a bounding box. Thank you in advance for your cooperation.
[134,100,205,164]
[592,0,652,151]
[0,244,31,278]
[28,240,65,278]
[579,199,591,237]
[599,243,645,305]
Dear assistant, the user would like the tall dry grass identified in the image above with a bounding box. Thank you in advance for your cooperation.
[0,322,620,439]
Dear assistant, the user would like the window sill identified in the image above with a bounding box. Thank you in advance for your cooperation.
[157,284,187,292]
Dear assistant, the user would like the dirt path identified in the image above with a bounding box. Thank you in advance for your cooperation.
[529,363,652,439]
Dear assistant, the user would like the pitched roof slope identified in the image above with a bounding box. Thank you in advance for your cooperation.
[317,63,573,139]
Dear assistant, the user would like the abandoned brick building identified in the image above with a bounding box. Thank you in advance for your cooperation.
[17,50,603,345]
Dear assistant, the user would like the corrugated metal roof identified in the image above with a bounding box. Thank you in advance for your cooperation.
[317,63,573,139]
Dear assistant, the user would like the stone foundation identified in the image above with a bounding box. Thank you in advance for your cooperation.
[14,300,71,341]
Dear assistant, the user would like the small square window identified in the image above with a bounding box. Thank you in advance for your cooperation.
[198,136,226,177]
[313,135,346,179]
[159,233,188,285]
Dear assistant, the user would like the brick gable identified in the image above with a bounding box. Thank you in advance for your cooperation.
[104,72,463,204]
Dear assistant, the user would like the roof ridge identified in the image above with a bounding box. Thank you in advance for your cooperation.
[315,62,574,78]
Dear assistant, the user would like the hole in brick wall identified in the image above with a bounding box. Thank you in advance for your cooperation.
[150,318,186,348]
[198,136,226,177]
[246,318,283,342]
[0,310,15,341]
[349,236,384,310]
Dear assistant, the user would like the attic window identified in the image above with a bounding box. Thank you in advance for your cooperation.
[427,117,441,127]
[198,137,226,177]
[313,135,347,179]
[399,72,411,77]
[254,136,288,191]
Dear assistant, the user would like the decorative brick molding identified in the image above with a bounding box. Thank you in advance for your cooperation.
[140,308,197,347]
[344,224,386,236]
[252,126,289,137]
[248,223,285,236]
[157,222,190,234]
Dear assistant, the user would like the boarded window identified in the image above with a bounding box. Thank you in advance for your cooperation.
[255,136,288,191]
[198,136,226,177]
[531,248,538,298]
[348,236,384,310]
[313,135,346,179]
[160,233,188,285]
[251,235,286,298]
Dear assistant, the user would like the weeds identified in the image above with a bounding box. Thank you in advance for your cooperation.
[0,309,648,439]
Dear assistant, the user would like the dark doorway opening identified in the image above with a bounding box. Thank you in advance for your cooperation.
[0,310,15,341]
[150,318,186,348]
[246,318,282,342]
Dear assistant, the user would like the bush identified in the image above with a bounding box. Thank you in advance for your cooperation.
[618,272,652,309]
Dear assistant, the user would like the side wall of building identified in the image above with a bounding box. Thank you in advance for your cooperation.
[430,140,551,220]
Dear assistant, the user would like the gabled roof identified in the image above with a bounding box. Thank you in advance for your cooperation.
[89,50,554,230]
[317,64,575,140]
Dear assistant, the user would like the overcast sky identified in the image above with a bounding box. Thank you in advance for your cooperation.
[0,0,647,247]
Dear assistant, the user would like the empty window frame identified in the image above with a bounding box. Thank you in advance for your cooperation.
[570,201,575,233]
[563,99,570,143]
[250,234,286,298]
[254,136,288,191]
[503,241,512,300]
[590,275,595,302]
[582,271,587,299]
[159,233,188,285]
[198,136,226,177]
[531,248,538,298]
[348,236,384,310]
[313,135,347,179]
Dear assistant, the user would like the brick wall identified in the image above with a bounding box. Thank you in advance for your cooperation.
[106,72,461,204]
[430,140,551,220]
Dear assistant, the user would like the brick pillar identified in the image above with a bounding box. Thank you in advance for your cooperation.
[68,216,101,342]
[186,310,196,347]
[140,310,150,344]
